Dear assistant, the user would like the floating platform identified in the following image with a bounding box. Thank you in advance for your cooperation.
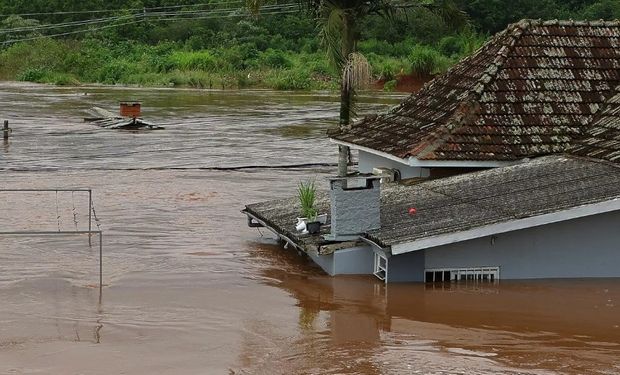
[84,107,164,130]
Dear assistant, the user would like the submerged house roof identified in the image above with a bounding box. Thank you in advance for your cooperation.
[245,155,620,255]
[368,155,620,254]
[330,19,620,162]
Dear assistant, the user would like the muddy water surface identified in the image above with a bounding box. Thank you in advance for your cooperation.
[0,83,619,374]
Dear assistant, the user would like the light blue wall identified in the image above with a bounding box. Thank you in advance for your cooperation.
[308,251,335,275]
[309,246,374,276]
[358,150,429,179]
[334,246,374,275]
[386,250,425,282]
[308,246,374,276]
[389,210,620,282]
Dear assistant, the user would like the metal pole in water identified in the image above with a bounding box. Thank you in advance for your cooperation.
[99,232,103,298]
[88,190,92,246]
[3,120,9,141]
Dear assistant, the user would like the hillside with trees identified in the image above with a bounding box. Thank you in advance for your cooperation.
[0,0,618,90]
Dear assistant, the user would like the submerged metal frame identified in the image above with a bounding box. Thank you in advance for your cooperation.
[0,188,103,295]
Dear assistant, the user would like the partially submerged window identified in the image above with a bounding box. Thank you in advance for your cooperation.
[373,253,388,281]
[425,267,500,283]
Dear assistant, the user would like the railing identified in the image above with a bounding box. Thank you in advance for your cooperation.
[0,188,103,295]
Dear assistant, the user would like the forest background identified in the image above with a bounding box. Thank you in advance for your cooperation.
[0,0,618,90]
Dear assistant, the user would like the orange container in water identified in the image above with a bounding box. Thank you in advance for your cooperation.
[120,102,141,118]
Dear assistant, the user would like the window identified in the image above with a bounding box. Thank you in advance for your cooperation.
[424,267,500,283]
[373,253,388,281]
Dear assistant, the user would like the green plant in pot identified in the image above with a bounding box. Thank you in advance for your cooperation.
[298,179,321,234]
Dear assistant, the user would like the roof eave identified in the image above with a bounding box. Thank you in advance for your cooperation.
[389,198,620,255]
[330,138,523,168]
[243,209,304,252]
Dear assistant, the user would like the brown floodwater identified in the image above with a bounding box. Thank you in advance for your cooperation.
[0,82,619,375]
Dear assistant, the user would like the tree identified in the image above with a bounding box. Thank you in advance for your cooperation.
[250,0,466,176]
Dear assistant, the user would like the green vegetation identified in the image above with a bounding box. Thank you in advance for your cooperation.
[0,1,617,89]
[297,179,317,220]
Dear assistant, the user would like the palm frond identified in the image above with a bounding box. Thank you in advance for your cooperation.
[342,52,371,91]
[319,6,346,70]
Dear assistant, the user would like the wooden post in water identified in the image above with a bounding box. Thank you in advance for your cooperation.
[3,120,9,141]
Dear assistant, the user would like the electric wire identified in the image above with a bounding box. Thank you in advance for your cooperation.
[1,4,301,44]
[0,1,248,17]
[0,14,137,34]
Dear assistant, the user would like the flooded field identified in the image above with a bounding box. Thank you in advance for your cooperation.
[0,82,619,374]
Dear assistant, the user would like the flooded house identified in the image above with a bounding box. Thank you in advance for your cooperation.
[243,19,620,283]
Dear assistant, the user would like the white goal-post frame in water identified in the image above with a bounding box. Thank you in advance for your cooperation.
[0,188,103,296]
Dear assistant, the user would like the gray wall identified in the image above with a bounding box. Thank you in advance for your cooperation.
[309,246,374,276]
[309,251,335,276]
[386,250,425,282]
[358,150,429,179]
[334,246,374,275]
[389,210,620,282]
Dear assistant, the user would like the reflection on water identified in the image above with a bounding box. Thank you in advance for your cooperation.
[251,243,620,375]
[0,82,619,374]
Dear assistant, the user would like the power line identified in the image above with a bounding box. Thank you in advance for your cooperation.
[0,5,302,45]
[0,14,136,34]
[0,3,296,35]
[0,1,243,17]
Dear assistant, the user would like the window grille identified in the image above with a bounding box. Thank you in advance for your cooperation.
[424,267,500,283]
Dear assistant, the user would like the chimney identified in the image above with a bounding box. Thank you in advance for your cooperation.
[120,102,141,119]
[325,175,381,241]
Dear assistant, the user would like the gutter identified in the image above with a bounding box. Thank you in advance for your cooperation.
[243,209,303,252]
[330,138,524,168]
[359,236,390,255]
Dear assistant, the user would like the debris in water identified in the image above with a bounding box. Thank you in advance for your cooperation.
[84,103,164,130]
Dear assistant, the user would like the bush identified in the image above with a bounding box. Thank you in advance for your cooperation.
[409,45,451,76]
[260,49,292,68]
[166,51,218,72]
[48,73,80,86]
[358,39,394,56]
[16,67,47,82]
[439,36,462,57]
[265,69,312,90]
[0,39,67,78]
[97,60,140,84]
[383,79,397,92]
[220,43,259,70]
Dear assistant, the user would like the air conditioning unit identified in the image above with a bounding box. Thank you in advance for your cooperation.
[372,167,401,183]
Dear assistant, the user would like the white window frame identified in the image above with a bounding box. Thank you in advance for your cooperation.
[424,266,500,283]
[373,253,388,281]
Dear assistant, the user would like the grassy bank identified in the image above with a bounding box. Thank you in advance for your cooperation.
[0,33,484,90]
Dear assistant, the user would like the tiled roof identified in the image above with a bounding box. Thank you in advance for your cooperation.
[366,155,620,247]
[330,19,620,161]
[570,91,620,161]
[244,155,620,252]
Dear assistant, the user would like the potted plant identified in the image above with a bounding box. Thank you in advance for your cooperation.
[297,179,322,234]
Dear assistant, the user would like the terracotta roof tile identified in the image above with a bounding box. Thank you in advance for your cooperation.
[571,91,620,161]
[330,19,620,161]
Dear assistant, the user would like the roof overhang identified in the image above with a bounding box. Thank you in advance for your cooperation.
[243,209,303,252]
[390,198,620,255]
[330,139,521,168]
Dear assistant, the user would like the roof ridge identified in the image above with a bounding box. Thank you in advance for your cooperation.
[388,20,519,116]
[569,84,620,157]
[411,20,532,160]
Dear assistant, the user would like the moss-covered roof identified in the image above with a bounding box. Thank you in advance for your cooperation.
[330,19,620,161]
[245,155,620,251]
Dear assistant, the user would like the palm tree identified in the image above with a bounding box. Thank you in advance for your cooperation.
[250,0,466,176]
